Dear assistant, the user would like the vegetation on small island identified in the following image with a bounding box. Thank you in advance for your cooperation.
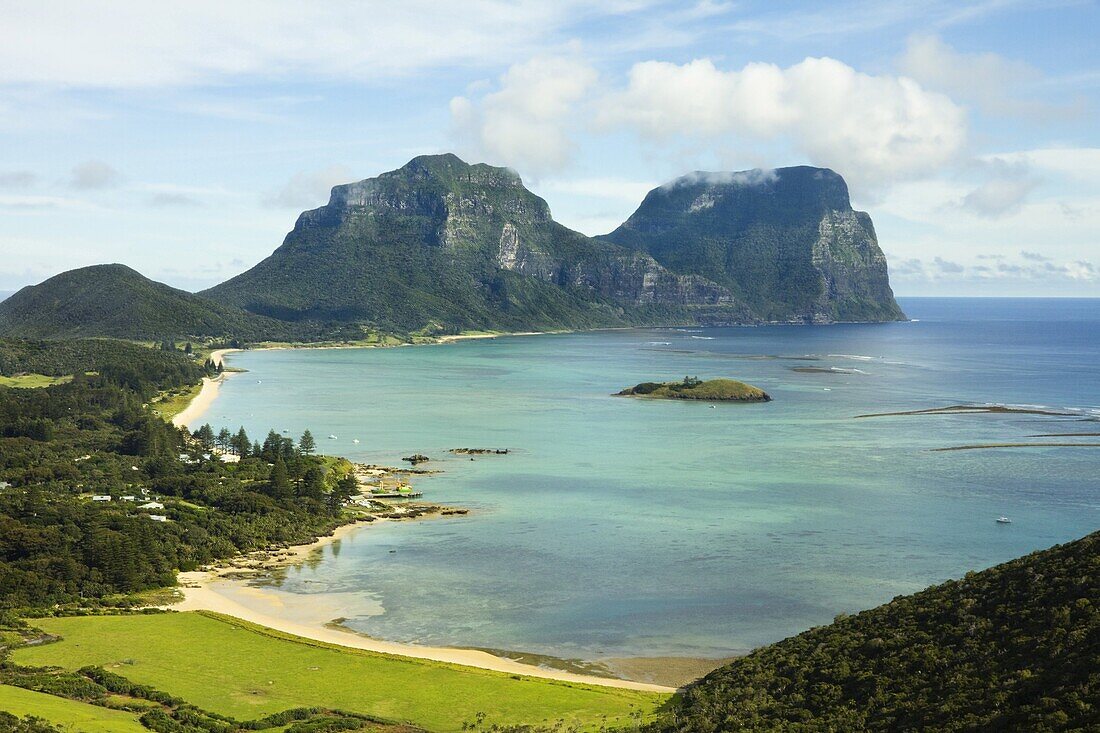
[616,376,771,402]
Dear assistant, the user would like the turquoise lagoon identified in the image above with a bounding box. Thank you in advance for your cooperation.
[200,298,1100,659]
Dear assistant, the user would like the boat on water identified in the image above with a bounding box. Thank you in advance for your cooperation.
[328,434,338,440]
[996,516,1012,524]
[352,438,360,444]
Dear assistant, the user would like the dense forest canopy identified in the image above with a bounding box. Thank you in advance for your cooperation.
[0,339,358,607]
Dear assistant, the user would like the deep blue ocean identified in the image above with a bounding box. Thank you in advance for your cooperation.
[198,298,1100,659]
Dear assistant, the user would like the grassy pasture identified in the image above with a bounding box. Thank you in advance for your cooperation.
[13,612,667,732]
[0,684,148,732]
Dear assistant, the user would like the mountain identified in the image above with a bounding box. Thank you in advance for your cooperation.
[0,264,295,340]
[602,167,905,323]
[0,290,13,302]
[3,156,906,341]
[203,154,739,334]
[652,531,1099,732]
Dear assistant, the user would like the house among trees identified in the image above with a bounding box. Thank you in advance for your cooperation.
[148,514,168,522]
[91,495,111,502]
[139,501,164,510]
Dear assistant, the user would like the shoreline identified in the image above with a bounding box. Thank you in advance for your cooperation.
[172,520,677,693]
[161,334,709,691]
[171,348,238,429]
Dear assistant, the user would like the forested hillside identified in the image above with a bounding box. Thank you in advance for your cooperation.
[0,339,359,607]
[0,265,302,341]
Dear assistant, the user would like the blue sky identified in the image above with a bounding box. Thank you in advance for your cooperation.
[0,0,1097,296]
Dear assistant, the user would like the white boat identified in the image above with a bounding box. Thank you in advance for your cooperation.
[328,434,338,440]
[996,516,1012,524]
[352,439,360,444]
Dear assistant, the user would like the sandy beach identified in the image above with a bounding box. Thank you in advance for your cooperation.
[164,337,687,692]
[172,520,675,693]
[171,348,237,428]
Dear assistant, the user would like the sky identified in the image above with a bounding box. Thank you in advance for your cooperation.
[0,0,1097,297]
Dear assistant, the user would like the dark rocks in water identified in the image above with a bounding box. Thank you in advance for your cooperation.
[450,448,509,455]
[402,453,430,464]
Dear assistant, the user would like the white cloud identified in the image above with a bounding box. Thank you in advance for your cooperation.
[450,56,599,174]
[148,192,200,207]
[872,146,1100,295]
[898,34,1043,116]
[263,165,354,209]
[70,160,121,189]
[0,2,654,88]
[597,57,968,189]
[536,177,658,205]
[960,173,1038,218]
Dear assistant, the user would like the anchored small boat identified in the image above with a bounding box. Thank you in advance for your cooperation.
[996,516,1012,524]
[328,434,338,440]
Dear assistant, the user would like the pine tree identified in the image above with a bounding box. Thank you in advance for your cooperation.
[230,427,250,457]
[299,429,316,456]
[194,424,215,449]
[216,427,231,450]
[262,430,283,462]
[299,466,325,500]
[268,456,292,500]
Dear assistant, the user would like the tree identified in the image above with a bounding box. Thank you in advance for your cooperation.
[299,429,316,456]
[299,466,325,500]
[268,456,292,500]
[230,427,250,457]
[328,474,359,514]
[262,430,283,462]
[216,427,231,451]
[193,423,215,449]
[184,342,193,354]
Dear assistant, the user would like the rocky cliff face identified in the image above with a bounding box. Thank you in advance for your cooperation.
[204,154,735,332]
[602,166,905,323]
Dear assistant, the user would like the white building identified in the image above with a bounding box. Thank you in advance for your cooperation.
[148,514,168,522]
[139,501,165,510]
[121,495,136,501]
[91,495,111,502]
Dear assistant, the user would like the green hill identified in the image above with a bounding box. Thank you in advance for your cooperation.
[602,167,905,323]
[203,154,738,334]
[616,376,771,401]
[653,531,1099,732]
[0,264,296,341]
[1,157,907,341]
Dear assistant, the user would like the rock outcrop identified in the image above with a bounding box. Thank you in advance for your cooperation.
[203,154,737,332]
[602,166,905,323]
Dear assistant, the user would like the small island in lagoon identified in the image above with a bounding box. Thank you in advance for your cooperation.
[615,376,771,402]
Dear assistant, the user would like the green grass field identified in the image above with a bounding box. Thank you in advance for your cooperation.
[0,373,72,388]
[149,379,204,420]
[0,684,147,732]
[12,613,666,732]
